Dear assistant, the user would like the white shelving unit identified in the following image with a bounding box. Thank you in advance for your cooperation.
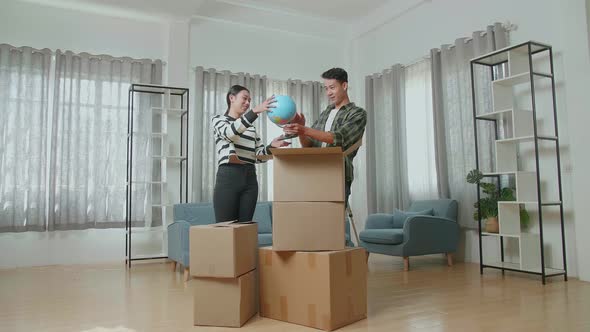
[471,41,567,284]
[126,84,189,268]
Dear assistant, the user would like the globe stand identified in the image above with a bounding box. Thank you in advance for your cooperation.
[277,133,298,141]
[274,121,299,141]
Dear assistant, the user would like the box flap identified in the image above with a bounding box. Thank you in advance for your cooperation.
[269,138,362,157]
[342,139,362,156]
[212,220,256,227]
[270,147,343,156]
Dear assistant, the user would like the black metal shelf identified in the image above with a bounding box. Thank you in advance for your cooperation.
[470,41,567,284]
[125,84,189,268]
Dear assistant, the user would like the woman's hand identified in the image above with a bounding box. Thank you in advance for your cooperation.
[253,95,276,114]
[270,136,291,148]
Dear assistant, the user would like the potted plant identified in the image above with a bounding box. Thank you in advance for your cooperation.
[466,169,530,233]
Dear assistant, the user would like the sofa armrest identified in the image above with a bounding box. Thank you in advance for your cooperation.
[167,220,192,266]
[402,216,459,255]
[365,214,394,229]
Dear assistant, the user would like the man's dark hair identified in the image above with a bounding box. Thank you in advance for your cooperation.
[321,68,348,83]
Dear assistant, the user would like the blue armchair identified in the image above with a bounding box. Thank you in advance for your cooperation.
[359,199,459,271]
[167,201,273,279]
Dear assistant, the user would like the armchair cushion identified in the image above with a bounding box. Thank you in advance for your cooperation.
[359,229,404,245]
[258,233,272,247]
[173,203,215,226]
[409,199,458,220]
[365,213,395,229]
[392,208,434,228]
[253,201,272,233]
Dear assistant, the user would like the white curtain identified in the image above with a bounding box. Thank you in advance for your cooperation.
[365,64,410,213]
[49,50,162,230]
[192,67,267,203]
[430,23,509,227]
[0,45,52,232]
[405,60,438,201]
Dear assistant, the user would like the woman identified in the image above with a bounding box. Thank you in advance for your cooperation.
[211,85,289,223]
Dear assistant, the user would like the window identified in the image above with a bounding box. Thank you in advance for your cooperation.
[404,60,438,200]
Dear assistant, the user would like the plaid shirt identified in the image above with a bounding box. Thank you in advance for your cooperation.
[309,102,367,182]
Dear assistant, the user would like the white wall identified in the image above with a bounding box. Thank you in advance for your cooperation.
[189,18,346,81]
[348,0,590,281]
[0,1,167,60]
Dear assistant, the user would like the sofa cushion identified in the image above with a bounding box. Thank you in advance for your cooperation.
[359,229,404,245]
[253,201,272,234]
[392,208,433,228]
[173,203,215,226]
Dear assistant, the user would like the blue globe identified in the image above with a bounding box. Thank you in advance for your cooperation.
[267,95,297,126]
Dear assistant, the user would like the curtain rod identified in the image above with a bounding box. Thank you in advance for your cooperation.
[1,45,166,65]
[432,21,517,52]
[189,67,281,82]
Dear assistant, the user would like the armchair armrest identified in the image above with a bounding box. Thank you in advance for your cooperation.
[167,220,192,266]
[365,213,394,229]
[402,215,459,255]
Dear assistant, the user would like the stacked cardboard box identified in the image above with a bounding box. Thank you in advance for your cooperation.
[261,147,367,331]
[190,221,259,327]
[272,147,346,251]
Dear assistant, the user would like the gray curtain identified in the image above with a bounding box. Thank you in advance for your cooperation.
[192,67,268,203]
[366,64,410,213]
[0,44,52,232]
[430,23,509,227]
[49,50,162,230]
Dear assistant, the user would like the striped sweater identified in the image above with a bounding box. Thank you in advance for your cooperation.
[212,110,272,165]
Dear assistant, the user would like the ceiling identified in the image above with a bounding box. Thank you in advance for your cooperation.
[17,0,427,40]
[215,0,393,21]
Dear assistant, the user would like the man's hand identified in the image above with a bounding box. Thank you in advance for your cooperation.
[291,113,305,125]
[283,123,307,137]
[270,136,291,148]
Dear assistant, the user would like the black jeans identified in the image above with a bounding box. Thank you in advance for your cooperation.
[345,180,352,208]
[213,164,259,223]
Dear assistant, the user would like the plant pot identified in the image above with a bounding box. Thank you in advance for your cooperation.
[485,217,499,233]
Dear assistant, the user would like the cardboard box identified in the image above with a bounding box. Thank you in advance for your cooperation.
[272,202,345,251]
[271,147,345,202]
[193,269,257,327]
[259,247,367,331]
[189,221,258,278]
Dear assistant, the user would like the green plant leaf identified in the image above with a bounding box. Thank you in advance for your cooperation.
[520,207,530,229]
[466,169,484,184]
[500,187,515,201]
[481,183,497,196]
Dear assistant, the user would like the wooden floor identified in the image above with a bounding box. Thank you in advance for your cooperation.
[1,255,589,332]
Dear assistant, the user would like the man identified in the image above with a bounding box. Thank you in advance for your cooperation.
[283,67,367,209]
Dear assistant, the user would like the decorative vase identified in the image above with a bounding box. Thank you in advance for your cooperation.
[486,217,499,233]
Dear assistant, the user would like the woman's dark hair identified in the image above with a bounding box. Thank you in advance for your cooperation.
[225,85,250,115]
